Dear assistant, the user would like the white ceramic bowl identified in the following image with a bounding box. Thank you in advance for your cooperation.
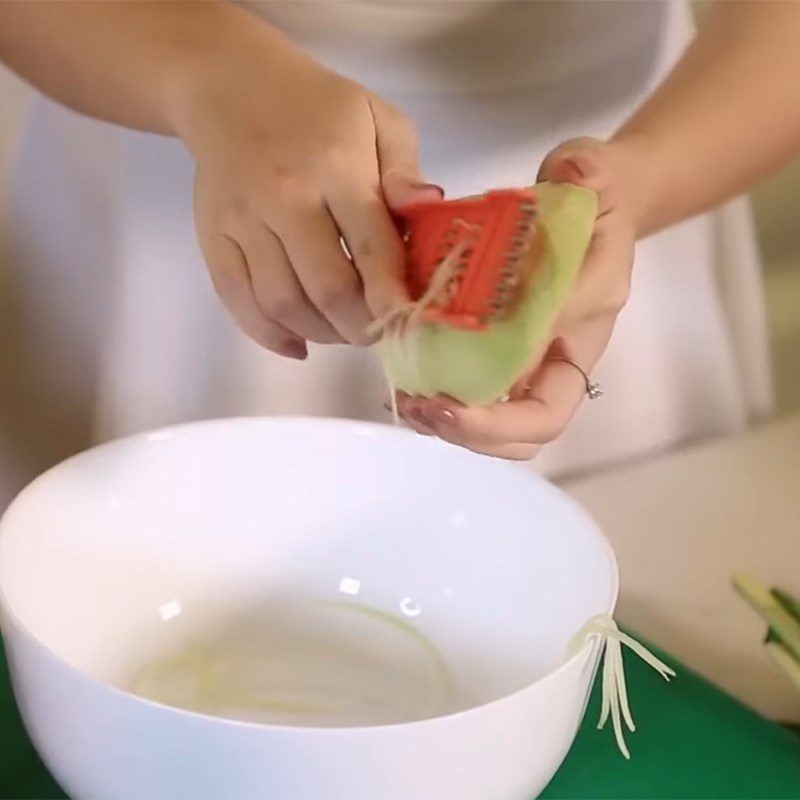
[0,417,616,800]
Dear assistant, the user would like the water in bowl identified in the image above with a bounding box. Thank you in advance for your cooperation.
[127,599,454,728]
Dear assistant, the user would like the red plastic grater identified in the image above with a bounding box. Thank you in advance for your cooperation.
[394,188,539,331]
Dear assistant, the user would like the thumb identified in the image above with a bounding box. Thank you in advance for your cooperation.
[369,95,444,209]
[537,136,615,215]
[539,138,633,326]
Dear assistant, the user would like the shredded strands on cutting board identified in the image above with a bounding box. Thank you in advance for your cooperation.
[567,614,676,759]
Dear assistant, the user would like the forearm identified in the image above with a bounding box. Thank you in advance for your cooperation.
[0,0,275,135]
[611,0,800,239]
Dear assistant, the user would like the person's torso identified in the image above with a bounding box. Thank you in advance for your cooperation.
[240,0,675,97]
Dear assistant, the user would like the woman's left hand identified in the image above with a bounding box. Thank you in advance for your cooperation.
[395,137,637,460]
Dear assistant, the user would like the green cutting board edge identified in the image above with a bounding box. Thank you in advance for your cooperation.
[541,634,800,799]
[2,633,799,799]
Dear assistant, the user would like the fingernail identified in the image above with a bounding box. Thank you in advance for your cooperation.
[409,408,431,427]
[415,182,445,199]
[425,406,456,426]
[563,157,593,180]
[283,340,308,360]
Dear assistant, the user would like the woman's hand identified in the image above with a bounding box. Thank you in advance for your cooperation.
[0,2,442,360]
[396,138,636,460]
[172,22,441,359]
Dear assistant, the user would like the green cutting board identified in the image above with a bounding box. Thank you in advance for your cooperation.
[2,634,799,799]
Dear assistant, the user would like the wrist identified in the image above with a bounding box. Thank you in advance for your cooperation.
[605,131,666,240]
[162,5,312,156]
[128,2,245,141]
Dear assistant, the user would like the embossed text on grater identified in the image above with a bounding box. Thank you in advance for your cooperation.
[398,189,540,331]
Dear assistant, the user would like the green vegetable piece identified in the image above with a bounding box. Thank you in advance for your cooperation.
[772,587,800,624]
[765,640,800,692]
[733,574,800,663]
[378,182,598,405]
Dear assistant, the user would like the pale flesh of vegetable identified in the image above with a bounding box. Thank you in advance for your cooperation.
[378,182,598,405]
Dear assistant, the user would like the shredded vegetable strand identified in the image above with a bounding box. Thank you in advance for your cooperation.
[570,614,675,759]
[597,639,613,730]
[366,238,472,343]
[611,638,636,734]
[611,629,676,681]
[606,654,629,760]
[368,234,480,427]
[385,372,401,426]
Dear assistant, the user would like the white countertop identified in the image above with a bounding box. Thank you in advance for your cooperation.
[562,413,800,722]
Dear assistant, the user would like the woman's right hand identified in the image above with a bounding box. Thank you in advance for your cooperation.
[170,18,441,359]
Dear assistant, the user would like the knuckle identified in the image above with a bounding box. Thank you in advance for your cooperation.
[274,170,308,199]
[353,236,376,262]
[314,278,360,312]
[209,261,244,298]
[610,277,632,312]
[263,290,305,321]
[257,170,316,218]
[223,194,252,221]
[252,324,280,350]
[267,160,297,182]
[212,184,255,224]
[586,280,631,319]
[322,142,352,172]
[269,174,311,211]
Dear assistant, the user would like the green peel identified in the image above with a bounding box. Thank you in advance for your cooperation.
[378,181,598,405]
[733,574,800,662]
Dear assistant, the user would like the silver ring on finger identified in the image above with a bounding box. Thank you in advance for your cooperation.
[549,357,604,400]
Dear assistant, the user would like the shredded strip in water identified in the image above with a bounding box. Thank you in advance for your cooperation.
[567,613,676,759]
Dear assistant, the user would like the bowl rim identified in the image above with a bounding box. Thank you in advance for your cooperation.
[0,415,619,734]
